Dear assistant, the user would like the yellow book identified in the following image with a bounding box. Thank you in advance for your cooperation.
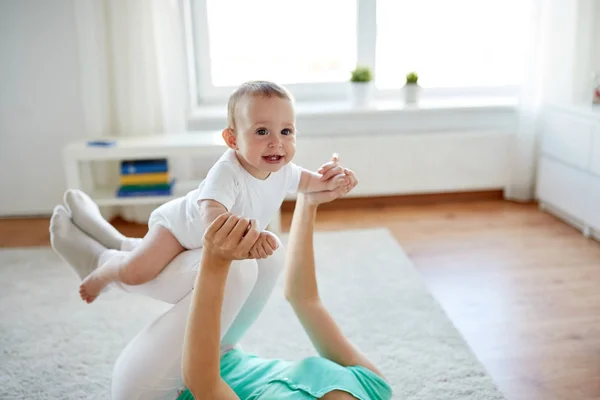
[120,172,170,185]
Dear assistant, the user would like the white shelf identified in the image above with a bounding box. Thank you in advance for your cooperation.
[91,180,202,206]
[64,132,227,161]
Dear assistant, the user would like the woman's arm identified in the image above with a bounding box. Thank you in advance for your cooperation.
[182,258,239,399]
[284,193,385,379]
[182,214,259,400]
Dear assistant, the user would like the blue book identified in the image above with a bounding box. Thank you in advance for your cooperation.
[121,159,168,175]
[116,188,173,197]
[116,180,174,197]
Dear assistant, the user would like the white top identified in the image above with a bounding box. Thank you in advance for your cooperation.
[185,149,302,231]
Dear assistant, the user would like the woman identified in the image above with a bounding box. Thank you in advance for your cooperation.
[178,190,392,399]
[50,160,391,399]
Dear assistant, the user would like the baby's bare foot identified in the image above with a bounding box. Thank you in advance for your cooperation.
[79,261,120,303]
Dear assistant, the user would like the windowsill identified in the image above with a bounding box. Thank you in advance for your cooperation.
[187,96,519,136]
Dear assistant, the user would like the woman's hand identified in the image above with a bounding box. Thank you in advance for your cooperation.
[202,212,260,262]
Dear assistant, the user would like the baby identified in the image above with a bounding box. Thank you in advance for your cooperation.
[76,81,353,303]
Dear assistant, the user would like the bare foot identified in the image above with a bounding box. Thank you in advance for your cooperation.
[79,260,120,303]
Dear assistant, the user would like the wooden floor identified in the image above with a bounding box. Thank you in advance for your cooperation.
[2,198,600,400]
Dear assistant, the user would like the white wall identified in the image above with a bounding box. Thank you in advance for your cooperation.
[595,1,600,75]
[0,0,86,216]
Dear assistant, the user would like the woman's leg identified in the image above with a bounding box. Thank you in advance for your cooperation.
[64,189,145,252]
[108,248,201,304]
[111,258,258,400]
[51,206,285,398]
[64,189,159,253]
[111,235,286,343]
[64,189,128,250]
[112,238,286,399]
[221,234,286,347]
[50,205,107,280]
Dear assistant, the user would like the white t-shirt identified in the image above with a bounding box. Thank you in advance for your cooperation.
[187,149,302,231]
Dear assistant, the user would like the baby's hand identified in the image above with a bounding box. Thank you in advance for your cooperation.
[306,153,358,205]
[318,153,344,182]
[249,230,279,259]
[318,153,354,192]
[317,154,348,190]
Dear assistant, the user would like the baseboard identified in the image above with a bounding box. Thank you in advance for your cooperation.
[280,190,507,212]
[538,201,599,242]
[538,202,586,232]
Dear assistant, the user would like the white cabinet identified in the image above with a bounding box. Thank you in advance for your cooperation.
[538,157,589,222]
[590,127,600,175]
[537,105,600,240]
[541,113,593,169]
[587,175,600,232]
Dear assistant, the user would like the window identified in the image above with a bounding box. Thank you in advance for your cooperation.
[205,0,356,86]
[189,0,529,104]
[375,0,528,90]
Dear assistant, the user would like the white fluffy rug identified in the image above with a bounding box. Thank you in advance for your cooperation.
[0,229,505,399]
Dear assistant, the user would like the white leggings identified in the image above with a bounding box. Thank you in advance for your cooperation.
[110,237,285,400]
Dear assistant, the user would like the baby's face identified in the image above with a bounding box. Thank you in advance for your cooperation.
[234,96,296,179]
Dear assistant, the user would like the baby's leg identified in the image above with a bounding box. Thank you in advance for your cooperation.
[222,235,285,347]
[111,259,258,400]
[80,225,185,303]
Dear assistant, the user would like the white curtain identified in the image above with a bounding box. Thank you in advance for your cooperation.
[505,0,593,201]
[75,0,189,222]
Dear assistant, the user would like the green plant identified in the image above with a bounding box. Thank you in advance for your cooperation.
[406,71,419,84]
[350,66,373,83]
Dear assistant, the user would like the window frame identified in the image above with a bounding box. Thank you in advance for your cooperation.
[186,0,520,106]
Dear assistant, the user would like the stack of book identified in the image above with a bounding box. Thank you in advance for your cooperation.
[116,159,174,197]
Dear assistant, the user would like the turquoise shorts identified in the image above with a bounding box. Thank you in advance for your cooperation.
[177,348,392,400]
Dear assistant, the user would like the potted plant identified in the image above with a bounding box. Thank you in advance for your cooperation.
[403,71,420,104]
[349,66,374,107]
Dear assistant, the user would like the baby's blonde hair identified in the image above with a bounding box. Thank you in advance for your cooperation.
[227,81,294,131]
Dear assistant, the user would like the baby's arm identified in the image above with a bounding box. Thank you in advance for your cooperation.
[199,199,229,230]
[197,161,240,236]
